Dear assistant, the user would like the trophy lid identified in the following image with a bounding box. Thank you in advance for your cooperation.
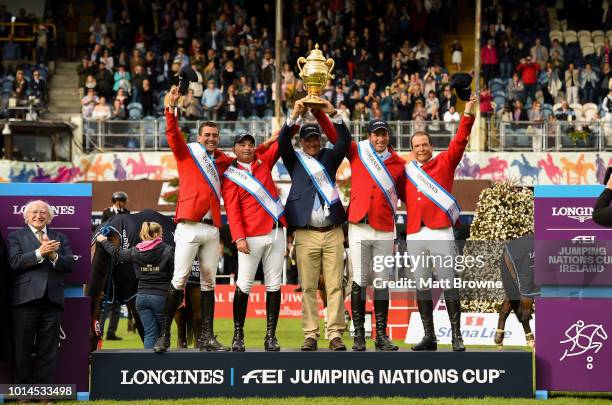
[305,44,327,62]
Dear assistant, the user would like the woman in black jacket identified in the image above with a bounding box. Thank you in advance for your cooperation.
[96,222,174,349]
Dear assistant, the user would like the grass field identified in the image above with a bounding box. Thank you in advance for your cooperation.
[91,318,612,404]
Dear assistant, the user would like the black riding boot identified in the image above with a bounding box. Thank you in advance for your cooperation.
[351,282,366,351]
[199,290,229,351]
[153,286,183,353]
[232,287,249,351]
[264,290,281,351]
[411,289,437,351]
[445,288,466,352]
[373,289,398,351]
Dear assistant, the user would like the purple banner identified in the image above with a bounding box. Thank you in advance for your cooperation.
[536,298,612,392]
[56,297,90,392]
[535,190,612,285]
[0,194,92,285]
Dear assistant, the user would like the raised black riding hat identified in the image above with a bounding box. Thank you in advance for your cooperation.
[176,65,198,95]
[450,73,473,101]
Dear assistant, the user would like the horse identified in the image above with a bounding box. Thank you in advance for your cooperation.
[537,155,562,184]
[8,165,36,182]
[510,158,541,184]
[126,154,163,179]
[477,157,508,181]
[87,209,201,352]
[494,234,539,350]
[83,156,113,181]
[456,155,481,178]
[560,156,596,184]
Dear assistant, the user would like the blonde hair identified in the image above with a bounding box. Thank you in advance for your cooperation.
[139,221,163,240]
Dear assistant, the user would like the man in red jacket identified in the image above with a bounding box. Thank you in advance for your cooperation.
[154,86,273,353]
[515,56,540,104]
[222,132,286,352]
[405,95,477,353]
[310,101,406,352]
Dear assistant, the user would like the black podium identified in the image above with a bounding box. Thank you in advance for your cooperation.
[91,349,533,399]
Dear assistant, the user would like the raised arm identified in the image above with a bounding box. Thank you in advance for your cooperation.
[312,101,356,159]
[442,95,477,169]
[279,98,307,171]
[331,119,351,167]
[165,86,189,161]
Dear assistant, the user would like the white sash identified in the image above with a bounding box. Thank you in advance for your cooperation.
[295,150,340,207]
[187,142,221,201]
[357,140,399,214]
[405,160,461,223]
[224,165,284,222]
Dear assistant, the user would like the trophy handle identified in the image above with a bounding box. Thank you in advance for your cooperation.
[297,57,306,78]
[325,58,335,74]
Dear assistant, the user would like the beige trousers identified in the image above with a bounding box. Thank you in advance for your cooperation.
[295,226,345,340]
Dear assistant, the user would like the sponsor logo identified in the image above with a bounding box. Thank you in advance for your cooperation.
[560,320,608,370]
[241,369,284,384]
[571,235,596,244]
[12,205,76,216]
[551,207,593,223]
[465,316,485,326]
[120,369,224,385]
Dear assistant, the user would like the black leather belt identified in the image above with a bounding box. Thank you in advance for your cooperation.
[301,224,339,232]
[358,217,369,224]
[180,219,214,226]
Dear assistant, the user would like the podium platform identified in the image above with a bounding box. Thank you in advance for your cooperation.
[91,349,533,399]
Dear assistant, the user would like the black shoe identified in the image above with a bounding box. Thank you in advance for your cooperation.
[153,286,183,353]
[231,288,248,352]
[352,335,366,351]
[198,290,229,352]
[264,335,280,351]
[373,289,398,351]
[231,327,245,352]
[301,337,318,351]
[411,290,438,351]
[351,282,367,351]
[329,337,347,351]
[264,290,281,351]
[445,291,466,352]
[105,334,122,341]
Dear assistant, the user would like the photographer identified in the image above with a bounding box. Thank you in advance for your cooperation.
[593,173,612,226]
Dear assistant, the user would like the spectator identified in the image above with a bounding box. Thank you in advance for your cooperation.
[85,75,97,92]
[202,79,222,120]
[96,62,114,101]
[515,56,540,104]
[224,84,238,120]
[555,101,576,121]
[2,34,21,74]
[174,11,190,46]
[30,70,48,105]
[111,98,127,120]
[64,4,79,60]
[140,79,154,117]
[380,87,393,121]
[599,63,612,101]
[479,84,493,116]
[253,82,268,118]
[115,88,128,106]
[92,97,112,120]
[513,99,528,121]
[221,61,237,91]
[601,89,612,115]
[443,105,460,131]
[528,100,544,122]
[580,63,599,104]
[77,56,96,91]
[565,63,580,105]
[498,39,514,80]
[81,88,99,118]
[481,38,498,84]
[450,38,463,71]
[113,65,132,94]
[498,102,513,122]
[35,22,49,65]
[542,61,562,102]
[89,17,108,44]
[425,90,439,117]
[439,85,457,115]
[550,39,564,62]
[413,38,431,70]
[530,37,549,69]
[188,63,204,102]
[508,73,525,103]
[181,89,202,119]
[599,38,612,67]
[12,70,27,105]
[100,49,114,71]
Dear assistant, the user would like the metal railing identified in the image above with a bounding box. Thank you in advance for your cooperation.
[487,120,607,152]
[83,117,612,153]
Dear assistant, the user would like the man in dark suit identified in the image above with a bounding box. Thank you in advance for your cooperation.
[8,200,74,385]
[278,97,350,351]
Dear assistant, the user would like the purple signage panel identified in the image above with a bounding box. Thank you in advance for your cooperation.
[536,298,612,392]
[535,186,612,286]
[56,297,90,392]
[0,183,92,284]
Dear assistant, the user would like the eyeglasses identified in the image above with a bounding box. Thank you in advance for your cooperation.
[30,210,49,216]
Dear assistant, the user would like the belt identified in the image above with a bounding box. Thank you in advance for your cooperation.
[180,218,214,226]
[358,217,369,225]
[301,224,339,232]
[272,222,282,229]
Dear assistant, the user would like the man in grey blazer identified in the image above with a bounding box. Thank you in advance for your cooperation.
[8,200,74,385]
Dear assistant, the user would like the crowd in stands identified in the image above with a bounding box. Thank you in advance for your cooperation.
[79,0,463,125]
[0,5,52,112]
[478,0,612,130]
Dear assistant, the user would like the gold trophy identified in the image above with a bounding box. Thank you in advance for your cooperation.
[296,44,334,108]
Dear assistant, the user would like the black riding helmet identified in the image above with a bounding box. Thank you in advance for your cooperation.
[111,191,128,202]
